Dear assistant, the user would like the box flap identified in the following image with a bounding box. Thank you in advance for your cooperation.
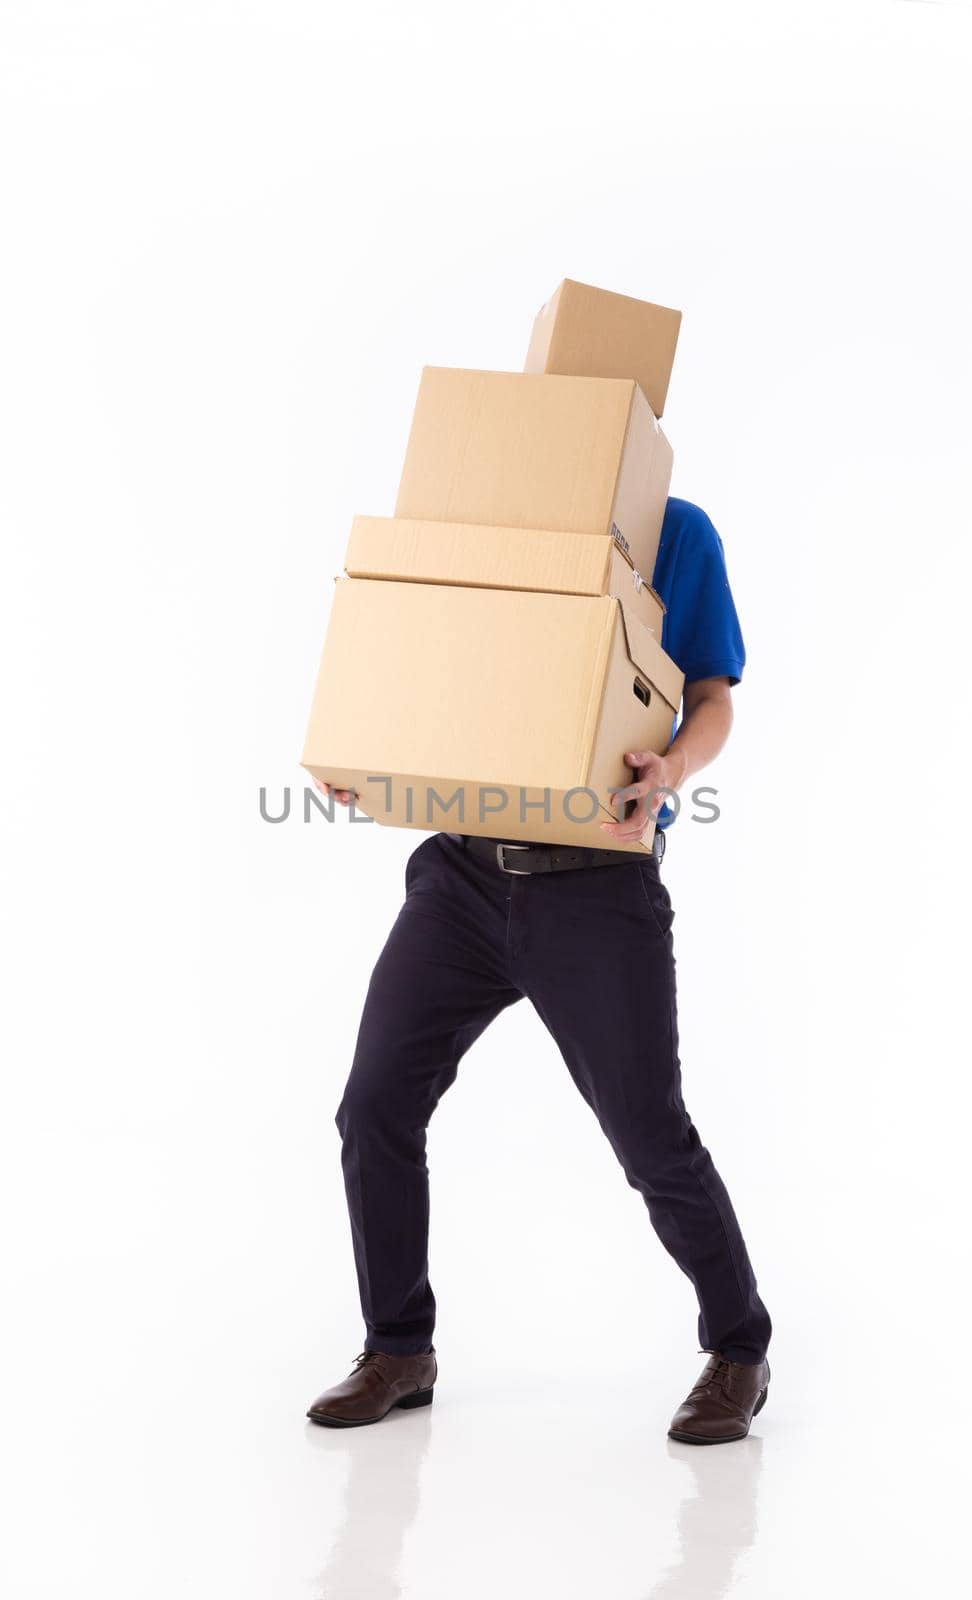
[607,545,665,630]
[616,597,684,711]
[346,514,619,597]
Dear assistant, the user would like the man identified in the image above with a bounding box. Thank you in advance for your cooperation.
[306,496,772,1443]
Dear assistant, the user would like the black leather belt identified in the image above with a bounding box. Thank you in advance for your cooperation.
[459,829,666,875]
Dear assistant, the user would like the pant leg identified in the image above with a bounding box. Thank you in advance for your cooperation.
[335,833,523,1356]
[511,853,772,1364]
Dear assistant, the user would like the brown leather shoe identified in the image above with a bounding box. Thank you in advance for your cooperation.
[306,1348,437,1428]
[668,1352,770,1444]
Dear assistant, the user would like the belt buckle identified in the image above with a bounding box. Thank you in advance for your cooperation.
[496,843,531,875]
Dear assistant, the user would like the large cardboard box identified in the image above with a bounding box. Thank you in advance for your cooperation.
[301,578,684,853]
[345,514,666,639]
[525,278,682,420]
[394,368,673,584]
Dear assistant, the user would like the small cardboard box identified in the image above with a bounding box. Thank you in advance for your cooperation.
[301,577,684,853]
[345,515,666,639]
[394,367,673,585]
[525,278,682,420]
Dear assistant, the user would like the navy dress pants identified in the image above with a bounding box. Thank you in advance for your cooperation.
[335,832,772,1364]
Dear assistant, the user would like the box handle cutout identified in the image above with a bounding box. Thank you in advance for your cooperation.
[633,677,652,707]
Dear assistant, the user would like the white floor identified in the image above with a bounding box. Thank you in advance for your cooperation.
[4,1254,967,1598]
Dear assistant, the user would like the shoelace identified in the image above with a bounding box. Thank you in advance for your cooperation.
[350,1349,399,1387]
[692,1352,734,1397]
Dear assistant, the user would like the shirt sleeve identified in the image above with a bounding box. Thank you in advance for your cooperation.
[661,509,746,686]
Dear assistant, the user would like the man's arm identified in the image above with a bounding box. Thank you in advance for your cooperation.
[599,675,733,843]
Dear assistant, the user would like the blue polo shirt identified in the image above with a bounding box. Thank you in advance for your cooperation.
[651,497,746,688]
[650,497,746,826]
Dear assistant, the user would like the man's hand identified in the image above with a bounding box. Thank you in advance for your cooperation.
[600,677,734,843]
[312,776,357,808]
[600,748,689,843]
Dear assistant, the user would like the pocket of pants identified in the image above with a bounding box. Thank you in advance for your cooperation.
[635,861,674,938]
[405,834,437,894]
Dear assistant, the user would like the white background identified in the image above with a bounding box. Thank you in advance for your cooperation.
[2,2,971,1596]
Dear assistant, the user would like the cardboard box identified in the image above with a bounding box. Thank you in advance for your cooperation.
[394,368,673,585]
[301,577,684,853]
[525,278,682,420]
[345,514,666,639]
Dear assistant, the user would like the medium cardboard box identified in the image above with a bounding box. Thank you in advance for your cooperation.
[301,577,684,853]
[394,367,673,585]
[344,514,666,639]
[525,278,682,420]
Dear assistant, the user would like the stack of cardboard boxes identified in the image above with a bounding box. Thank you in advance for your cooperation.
[302,279,687,855]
